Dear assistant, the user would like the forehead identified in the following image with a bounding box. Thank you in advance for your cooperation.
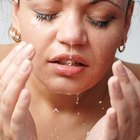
[23,0,128,9]
[24,0,128,4]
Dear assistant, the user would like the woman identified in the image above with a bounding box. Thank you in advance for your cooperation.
[0,0,140,139]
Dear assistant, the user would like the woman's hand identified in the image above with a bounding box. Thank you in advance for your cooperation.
[0,42,37,140]
[86,60,140,140]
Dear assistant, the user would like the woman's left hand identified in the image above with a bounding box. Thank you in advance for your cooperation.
[86,60,140,140]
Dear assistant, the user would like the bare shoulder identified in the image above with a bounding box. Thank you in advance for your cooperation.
[123,61,140,80]
[0,44,14,62]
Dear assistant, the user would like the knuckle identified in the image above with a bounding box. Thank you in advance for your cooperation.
[11,115,23,130]
[11,116,19,127]
[14,56,23,66]
[123,113,131,127]
[11,108,23,125]
[131,97,139,109]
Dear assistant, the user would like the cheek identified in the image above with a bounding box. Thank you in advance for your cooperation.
[18,15,57,48]
[89,29,121,65]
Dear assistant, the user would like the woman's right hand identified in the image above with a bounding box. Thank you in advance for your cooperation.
[0,42,37,140]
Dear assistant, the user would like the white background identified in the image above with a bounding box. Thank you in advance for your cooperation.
[0,0,140,64]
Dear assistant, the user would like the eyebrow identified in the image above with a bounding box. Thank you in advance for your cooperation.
[89,0,122,10]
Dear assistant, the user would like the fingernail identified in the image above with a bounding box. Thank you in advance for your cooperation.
[20,59,31,73]
[15,41,26,52]
[117,61,127,75]
[22,44,34,57]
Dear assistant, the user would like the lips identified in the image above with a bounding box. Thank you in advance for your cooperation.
[47,54,89,76]
[48,54,89,67]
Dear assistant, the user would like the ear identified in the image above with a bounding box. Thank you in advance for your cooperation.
[12,1,21,34]
[122,1,134,42]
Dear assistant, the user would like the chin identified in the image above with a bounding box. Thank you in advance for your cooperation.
[45,78,93,96]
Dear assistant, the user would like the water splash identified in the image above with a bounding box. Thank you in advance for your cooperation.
[52,108,59,113]
[99,100,102,104]
[99,100,105,110]
[77,112,80,116]
[75,95,79,105]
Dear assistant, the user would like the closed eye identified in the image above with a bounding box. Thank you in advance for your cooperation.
[88,17,115,28]
[35,11,58,21]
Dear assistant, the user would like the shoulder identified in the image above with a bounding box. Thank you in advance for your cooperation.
[0,44,14,62]
[123,61,140,80]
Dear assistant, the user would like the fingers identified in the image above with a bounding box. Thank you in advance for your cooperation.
[108,76,130,139]
[101,107,118,140]
[112,61,139,109]
[0,42,26,78]
[124,66,140,101]
[0,59,32,138]
[0,43,35,94]
[11,89,30,140]
[0,43,35,139]
[108,60,140,140]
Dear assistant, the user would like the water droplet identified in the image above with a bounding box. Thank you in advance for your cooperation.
[77,112,80,116]
[51,133,54,137]
[69,44,73,59]
[52,108,59,113]
[76,95,79,105]
[66,60,73,66]
[99,100,102,104]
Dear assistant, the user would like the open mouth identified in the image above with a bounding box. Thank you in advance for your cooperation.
[51,60,87,66]
[48,54,89,67]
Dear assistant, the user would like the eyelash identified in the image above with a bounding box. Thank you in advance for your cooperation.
[88,17,115,28]
[35,11,57,21]
[35,11,115,28]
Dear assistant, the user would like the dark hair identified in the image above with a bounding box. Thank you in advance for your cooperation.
[128,0,131,5]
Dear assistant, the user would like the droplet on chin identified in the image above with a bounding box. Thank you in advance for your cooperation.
[76,95,80,105]
[77,112,80,116]
[52,108,59,113]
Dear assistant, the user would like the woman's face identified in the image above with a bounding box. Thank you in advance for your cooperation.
[13,0,132,95]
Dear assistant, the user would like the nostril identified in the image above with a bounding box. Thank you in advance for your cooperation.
[56,30,87,46]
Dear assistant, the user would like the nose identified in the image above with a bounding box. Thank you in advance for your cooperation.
[56,13,88,47]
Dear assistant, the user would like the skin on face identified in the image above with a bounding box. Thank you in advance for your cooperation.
[12,0,132,95]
